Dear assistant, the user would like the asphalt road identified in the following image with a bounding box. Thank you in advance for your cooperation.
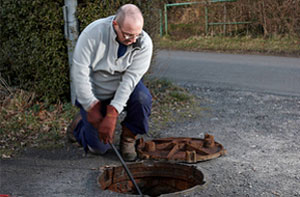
[1,50,300,197]
[151,50,300,96]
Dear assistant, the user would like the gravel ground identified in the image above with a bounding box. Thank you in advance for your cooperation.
[1,82,299,197]
[161,83,300,197]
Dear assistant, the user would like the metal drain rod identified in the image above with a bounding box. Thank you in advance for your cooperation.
[109,142,143,196]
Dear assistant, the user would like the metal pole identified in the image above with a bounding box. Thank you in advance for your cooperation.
[164,4,168,35]
[208,21,252,25]
[166,2,202,7]
[63,0,79,105]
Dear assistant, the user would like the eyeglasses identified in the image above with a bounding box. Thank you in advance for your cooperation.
[119,25,142,40]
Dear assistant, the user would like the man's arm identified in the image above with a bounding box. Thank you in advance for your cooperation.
[71,32,99,111]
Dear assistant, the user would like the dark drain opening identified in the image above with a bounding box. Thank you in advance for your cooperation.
[99,162,205,196]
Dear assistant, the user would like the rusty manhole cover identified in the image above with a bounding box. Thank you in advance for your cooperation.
[137,133,227,163]
[99,162,205,196]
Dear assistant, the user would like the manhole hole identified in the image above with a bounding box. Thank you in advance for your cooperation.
[137,133,227,163]
[99,162,205,196]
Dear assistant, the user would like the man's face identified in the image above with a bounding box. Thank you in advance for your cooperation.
[113,20,143,46]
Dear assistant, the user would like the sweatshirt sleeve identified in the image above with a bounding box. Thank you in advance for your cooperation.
[71,32,98,111]
[110,35,153,113]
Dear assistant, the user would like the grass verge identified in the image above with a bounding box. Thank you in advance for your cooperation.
[158,35,300,57]
[0,89,78,158]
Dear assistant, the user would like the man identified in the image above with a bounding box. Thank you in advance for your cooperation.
[67,4,153,161]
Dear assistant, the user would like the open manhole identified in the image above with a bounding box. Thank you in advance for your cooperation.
[99,162,205,196]
[137,133,227,163]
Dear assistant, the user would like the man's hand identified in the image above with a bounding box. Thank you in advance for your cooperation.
[86,101,103,129]
[98,105,118,144]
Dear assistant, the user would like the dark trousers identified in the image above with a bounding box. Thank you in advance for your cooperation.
[73,81,152,154]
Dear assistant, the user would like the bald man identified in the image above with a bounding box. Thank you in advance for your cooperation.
[68,4,153,161]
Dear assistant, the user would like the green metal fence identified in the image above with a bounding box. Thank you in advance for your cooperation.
[163,0,251,36]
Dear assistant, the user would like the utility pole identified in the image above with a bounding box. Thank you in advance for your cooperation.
[63,0,79,105]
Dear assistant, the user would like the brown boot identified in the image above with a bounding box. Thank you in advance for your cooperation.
[120,126,137,161]
[67,112,82,143]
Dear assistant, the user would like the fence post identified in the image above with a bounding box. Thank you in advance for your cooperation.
[223,4,227,35]
[159,9,163,37]
[164,4,168,35]
[205,6,208,34]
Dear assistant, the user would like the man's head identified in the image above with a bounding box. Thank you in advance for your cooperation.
[113,4,144,46]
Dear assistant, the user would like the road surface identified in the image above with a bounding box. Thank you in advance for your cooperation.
[151,50,300,96]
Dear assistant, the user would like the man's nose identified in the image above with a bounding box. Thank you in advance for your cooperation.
[130,36,137,42]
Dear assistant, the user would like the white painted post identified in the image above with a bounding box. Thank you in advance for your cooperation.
[63,0,79,105]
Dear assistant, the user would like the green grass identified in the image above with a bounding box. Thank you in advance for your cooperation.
[158,35,300,56]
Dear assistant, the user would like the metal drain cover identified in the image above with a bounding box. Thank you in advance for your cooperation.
[137,133,227,163]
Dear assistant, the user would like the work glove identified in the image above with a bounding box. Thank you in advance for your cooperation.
[86,100,103,129]
[98,105,118,144]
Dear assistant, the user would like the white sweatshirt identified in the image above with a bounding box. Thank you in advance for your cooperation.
[71,16,153,113]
